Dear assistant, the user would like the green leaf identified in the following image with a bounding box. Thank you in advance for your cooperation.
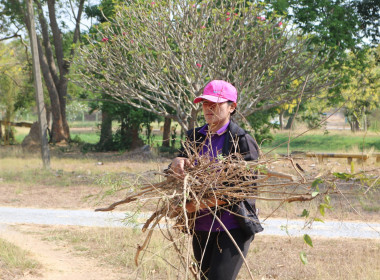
[324,195,331,205]
[311,191,319,197]
[300,251,308,265]
[333,172,352,180]
[320,203,333,209]
[303,234,313,247]
[312,178,323,188]
[314,218,325,223]
[319,204,326,216]
[216,154,225,161]
[300,209,309,218]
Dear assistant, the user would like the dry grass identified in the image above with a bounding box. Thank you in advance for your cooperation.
[17,224,380,280]
[0,147,378,220]
[0,147,171,210]
[243,235,380,280]
[0,237,41,280]
[0,146,170,174]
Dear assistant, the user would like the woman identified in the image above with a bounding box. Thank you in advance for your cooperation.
[171,80,263,280]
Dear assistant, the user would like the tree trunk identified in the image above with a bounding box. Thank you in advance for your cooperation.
[4,123,14,144]
[0,121,2,142]
[33,6,68,143]
[37,38,66,142]
[98,109,113,149]
[4,108,14,144]
[188,108,199,130]
[119,120,143,150]
[285,114,295,130]
[350,117,360,132]
[130,124,144,149]
[31,0,84,143]
[162,117,171,147]
[50,114,66,142]
[171,124,177,148]
[47,0,71,141]
[279,111,284,130]
[58,78,70,138]
[45,105,51,129]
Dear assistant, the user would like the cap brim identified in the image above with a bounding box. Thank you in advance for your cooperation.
[193,95,229,104]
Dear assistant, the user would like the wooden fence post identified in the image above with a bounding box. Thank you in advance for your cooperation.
[26,0,50,169]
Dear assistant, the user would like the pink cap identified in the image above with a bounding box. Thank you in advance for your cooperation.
[194,80,237,104]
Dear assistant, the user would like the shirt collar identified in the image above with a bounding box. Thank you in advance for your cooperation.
[199,121,230,136]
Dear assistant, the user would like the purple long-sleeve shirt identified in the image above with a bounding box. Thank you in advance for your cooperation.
[194,122,240,232]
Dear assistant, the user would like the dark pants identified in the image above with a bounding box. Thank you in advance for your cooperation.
[192,229,254,280]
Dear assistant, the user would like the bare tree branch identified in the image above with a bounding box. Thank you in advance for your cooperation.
[0,32,21,41]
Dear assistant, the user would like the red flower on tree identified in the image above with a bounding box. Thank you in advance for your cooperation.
[102,37,109,42]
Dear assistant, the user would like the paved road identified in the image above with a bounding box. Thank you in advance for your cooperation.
[0,207,379,239]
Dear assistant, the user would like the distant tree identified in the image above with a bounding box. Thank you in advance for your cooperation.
[292,47,380,132]
[0,0,86,143]
[270,0,379,52]
[74,0,334,131]
[0,40,34,144]
[355,0,380,45]
[112,103,159,150]
[269,0,379,113]
[0,75,16,143]
[341,48,380,132]
[245,107,279,145]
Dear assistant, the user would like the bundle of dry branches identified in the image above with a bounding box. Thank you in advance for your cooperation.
[95,139,351,277]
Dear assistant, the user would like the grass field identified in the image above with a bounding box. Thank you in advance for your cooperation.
[262,130,380,154]
[71,132,100,144]
[13,126,101,145]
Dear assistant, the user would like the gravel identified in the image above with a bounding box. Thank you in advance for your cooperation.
[0,207,379,239]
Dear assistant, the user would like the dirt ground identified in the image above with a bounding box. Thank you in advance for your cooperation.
[0,225,127,280]
[0,150,379,280]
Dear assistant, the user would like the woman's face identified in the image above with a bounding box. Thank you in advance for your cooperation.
[202,100,236,131]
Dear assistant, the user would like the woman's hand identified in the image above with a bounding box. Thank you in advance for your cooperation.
[170,157,192,176]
